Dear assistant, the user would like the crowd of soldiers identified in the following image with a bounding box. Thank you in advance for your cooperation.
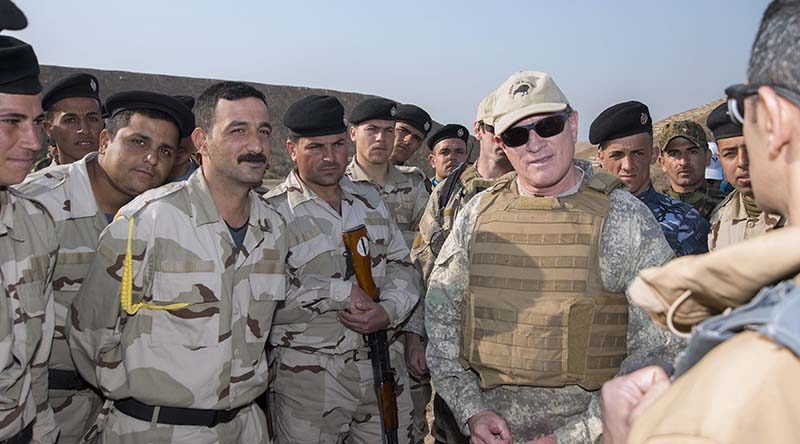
[2,1,800,443]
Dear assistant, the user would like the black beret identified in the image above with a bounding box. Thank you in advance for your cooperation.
[706,102,742,141]
[589,101,653,145]
[173,95,195,110]
[105,91,195,138]
[396,104,432,135]
[348,97,397,125]
[427,124,469,150]
[284,95,346,137]
[0,0,26,31]
[41,73,100,111]
[0,36,41,94]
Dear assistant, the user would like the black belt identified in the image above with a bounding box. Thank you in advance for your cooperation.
[114,398,247,428]
[0,421,33,444]
[48,369,91,391]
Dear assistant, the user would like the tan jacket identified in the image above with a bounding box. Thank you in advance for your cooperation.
[629,331,800,444]
[708,191,780,251]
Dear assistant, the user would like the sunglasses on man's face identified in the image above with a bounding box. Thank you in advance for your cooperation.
[726,83,800,126]
[500,108,572,147]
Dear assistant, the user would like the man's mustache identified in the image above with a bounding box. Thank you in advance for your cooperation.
[238,153,267,164]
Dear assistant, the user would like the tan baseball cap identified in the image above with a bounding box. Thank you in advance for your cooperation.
[475,92,496,125]
[492,71,570,135]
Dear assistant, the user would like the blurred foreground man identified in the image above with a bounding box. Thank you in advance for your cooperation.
[67,82,286,443]
[266,95,420,443]
[602,2,800,442]
[19,91,193,443]
[427,124,468,186]
[391,103,432,166]
[591,101,709,256]
[426,71,679,443]
[0,33,59,444]
[706,102,781,250]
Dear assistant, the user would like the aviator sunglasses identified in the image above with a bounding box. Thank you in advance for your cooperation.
[726,83,800,126]
[500,108,573,147]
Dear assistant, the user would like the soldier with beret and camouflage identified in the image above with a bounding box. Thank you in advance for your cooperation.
[18,90,194,444]
[0,25,60,444]
[591,101,710,256]
[705,103,781,251]
[31,73,105,172]
[265,95,420,443]
[67,81,287,443]
[426,71,681,443]
[658,120,729,220]
[427,124,469,187]
[391,103,432,166]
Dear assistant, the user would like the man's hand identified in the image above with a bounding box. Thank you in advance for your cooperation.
[601,366,671,444]
[337,285,390,334]
[468,410,512,444]
[404,332,428,378]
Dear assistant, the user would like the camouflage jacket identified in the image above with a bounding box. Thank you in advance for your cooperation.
[708,190,782,251]
[426,173,679,443]
[17,153,108,374]
[636,183,709,256]
[0,188,58,443]
[264,170,420,355]
[67,170,288,410]
[345,159,430,248]
[662,184,729,221]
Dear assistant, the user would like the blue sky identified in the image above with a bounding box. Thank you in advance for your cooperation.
[12,0,768,139]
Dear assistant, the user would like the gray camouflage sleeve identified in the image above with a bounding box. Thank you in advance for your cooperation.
[425,195,488,435]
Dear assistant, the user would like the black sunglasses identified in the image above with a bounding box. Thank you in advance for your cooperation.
[726,83,800,125]
[500,108,572,147]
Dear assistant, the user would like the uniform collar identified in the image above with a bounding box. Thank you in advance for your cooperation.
[66,152,102,220]
[0,188,13,238]
[345,157,406,192]
[284,168,360,211]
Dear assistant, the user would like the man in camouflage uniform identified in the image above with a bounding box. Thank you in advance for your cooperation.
[705,103,781,251]
[67,82,286,444]
[345,97,430,247]
[265,95,420,443]
[18,91,194,444]
[426,71,680,443]
[658,120,728,220]
[591,101,709,256]
[0,31,59,444]
[391,103,432,166]
[427,124,469,187]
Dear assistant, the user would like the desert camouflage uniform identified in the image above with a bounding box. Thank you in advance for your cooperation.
[708,190,782,251]
[264,170,420,444]
[636,183,709,256]
[67,170,287,444]
[426,168,681,443]
[17,153,105,444]
[0,187,59,443]
[663,184,728,221]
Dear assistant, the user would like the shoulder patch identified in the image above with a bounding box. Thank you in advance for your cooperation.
[15,166,69,197]
[584,172,625,195]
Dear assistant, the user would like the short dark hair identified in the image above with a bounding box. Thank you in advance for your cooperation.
[106,108,178,141]
[748,0,800,90]
[194,81,268,132]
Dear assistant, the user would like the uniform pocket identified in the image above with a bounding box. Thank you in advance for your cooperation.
[14,279,46,364]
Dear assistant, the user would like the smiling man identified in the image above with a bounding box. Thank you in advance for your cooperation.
[19,90,193,444]
[592,101,709,256]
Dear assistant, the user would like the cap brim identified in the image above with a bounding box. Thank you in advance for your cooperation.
[495,103,568,135]
[290,127,347,138]
[660,135,706,152]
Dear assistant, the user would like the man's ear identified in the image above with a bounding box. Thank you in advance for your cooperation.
[285,139,297,162]
[758,86,791,161]
[98,129,110,155]
[349,125,357,142]
[658,153,667,172]
[428,153,436,170]
[192,127,208,156]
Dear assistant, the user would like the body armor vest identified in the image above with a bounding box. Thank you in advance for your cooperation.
[460,173,628,390]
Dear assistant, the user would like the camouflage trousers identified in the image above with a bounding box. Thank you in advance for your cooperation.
[50,388,103,444]
[430,394,468,444]
[269,344,414,444]
[87,401,269,444]
[408,374,431,444]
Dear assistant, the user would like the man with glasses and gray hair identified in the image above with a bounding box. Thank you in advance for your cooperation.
[425,71,680,443]
[601,1,800,443]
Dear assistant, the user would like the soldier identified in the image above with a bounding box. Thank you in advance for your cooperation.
[426,71,680,443]
[603,5,800,441]
[265,95,420,443]
[427,124,468,187]
[705,103,781,250]
[591,101,710,256]
[391,103,432,166]
[67,81,287,443]
[0,33,59,443]
[18,90,194,444]
[658,120,728,219]
[33,73,104,171]
[168,95,200,182]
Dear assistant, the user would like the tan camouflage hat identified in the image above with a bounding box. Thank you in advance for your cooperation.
[492,71,570,135]
[475,92,496,125]
[658,120,708,152]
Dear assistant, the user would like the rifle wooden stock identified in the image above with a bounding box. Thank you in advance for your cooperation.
[342,224,399,444]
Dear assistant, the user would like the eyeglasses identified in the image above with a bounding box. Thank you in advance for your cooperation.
[500,108,572,147]
[726,83,800,125]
